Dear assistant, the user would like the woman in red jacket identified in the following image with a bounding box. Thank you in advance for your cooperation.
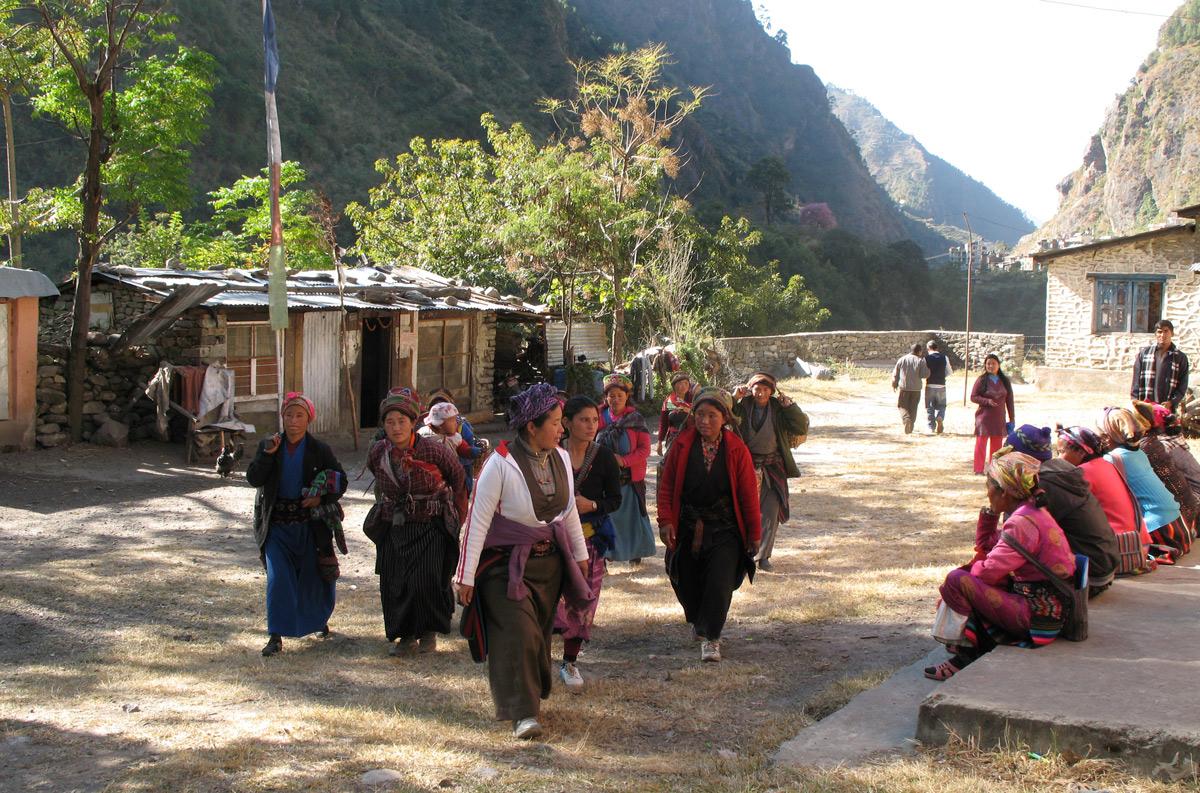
[657,386,761,663]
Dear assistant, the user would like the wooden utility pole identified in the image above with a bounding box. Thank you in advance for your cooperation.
[962,211,975,405]
[2,88,19,267]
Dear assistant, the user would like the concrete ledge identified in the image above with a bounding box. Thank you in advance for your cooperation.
[1033,365,1129,394]
[916,564,1200,776]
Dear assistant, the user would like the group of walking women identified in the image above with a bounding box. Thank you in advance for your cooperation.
[247,370,803,741]
[926,398,1200,680]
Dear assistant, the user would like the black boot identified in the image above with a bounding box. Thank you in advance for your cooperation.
[262,634,282,656]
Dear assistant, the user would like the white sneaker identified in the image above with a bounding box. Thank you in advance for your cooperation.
[513,717,543,739]
[701,639,722,662]
[559,661,584,692]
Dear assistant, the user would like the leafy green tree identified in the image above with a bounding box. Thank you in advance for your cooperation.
[701,216,829,336]
[746,156,791,225]
[540,44,708,362]
[346,134,515,290]
[29,0,214,440]
[0,1,42,266]
[195,161,327,270]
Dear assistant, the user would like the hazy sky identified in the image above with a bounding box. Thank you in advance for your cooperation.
[758,0,1183,224]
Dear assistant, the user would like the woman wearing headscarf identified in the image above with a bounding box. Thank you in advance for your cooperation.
[1057,425,1152,575]
[1131,400,1200,533]
[596,373,656,563]
[367,387,468,656]
[970,354,1016,474]
[658,387,761,663]
[455,383,590,740]
[427,388,488,493]
[553,395,623,691]
[1151,408,1200,508]
[926,449,1075,681]
[1009,424,1119,596]
[1100,407,1189,560]
[246,393,348,657]
[657,371,693,458]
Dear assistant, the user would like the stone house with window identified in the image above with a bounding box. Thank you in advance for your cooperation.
[1033,205,1200,389]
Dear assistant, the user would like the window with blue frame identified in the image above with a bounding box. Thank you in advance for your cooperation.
[1093,276,1166,334]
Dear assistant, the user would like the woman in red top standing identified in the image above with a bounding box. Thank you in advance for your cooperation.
[971,354,1016,474]
[657,387,761,663]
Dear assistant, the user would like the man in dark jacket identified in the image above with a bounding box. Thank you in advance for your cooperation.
[1130,319,1189,412]
[732,372,809,572]
[1007,424,1118,595]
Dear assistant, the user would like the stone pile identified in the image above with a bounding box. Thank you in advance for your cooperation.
[34,351,162,448]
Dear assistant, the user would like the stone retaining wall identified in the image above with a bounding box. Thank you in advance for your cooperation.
[715,330,1025,384]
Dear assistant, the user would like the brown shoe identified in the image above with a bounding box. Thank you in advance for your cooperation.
[418,632,437,654]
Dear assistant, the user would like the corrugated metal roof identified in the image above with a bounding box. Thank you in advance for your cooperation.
[90,263,547,317]
[0,267,59,299]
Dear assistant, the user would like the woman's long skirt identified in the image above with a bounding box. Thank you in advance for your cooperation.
[553,538,606,642]
[264,521,336,637]
[606,483,656,561]
[477,553,564,721]
[939,568,1065,651]
[377,517,457,641]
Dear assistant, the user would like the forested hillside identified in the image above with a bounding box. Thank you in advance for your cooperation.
[827,85,1035,247]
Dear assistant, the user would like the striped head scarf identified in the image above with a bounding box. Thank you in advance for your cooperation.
[1056,425,1102,461]
[986,448,1042,501]
[280,392,315,421]
[691,386,734,423]
[1100,407,1142,449]
[1005,424,1053,462]
[379,387,422,422]
[508,383,562,430]
[603,373,633,394]
[747,371,777,392]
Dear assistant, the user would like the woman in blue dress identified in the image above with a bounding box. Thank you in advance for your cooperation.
[246,392,348,656]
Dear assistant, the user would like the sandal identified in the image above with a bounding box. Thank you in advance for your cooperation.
[923,658,962,681]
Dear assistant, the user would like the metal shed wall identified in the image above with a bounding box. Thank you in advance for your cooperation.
[546,321,610,366]
[303,311,350,433]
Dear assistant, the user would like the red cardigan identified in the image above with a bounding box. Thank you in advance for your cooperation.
[657,426,762,548]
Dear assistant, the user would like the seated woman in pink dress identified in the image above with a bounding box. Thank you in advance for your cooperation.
[927,449,1076,681]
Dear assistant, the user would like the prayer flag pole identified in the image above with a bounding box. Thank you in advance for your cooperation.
[263,0,288,335]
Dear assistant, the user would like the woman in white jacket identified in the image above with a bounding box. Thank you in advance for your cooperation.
[455,383,589,740]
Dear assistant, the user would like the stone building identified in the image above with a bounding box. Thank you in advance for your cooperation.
[1033,205,1199,390]
[37,263,544,449]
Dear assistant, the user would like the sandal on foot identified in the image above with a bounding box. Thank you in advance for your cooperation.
[923,658,962,681]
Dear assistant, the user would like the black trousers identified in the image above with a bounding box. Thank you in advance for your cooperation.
[669,526,743,640]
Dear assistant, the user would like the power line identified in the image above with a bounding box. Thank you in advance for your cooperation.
[1039,0,1175,18]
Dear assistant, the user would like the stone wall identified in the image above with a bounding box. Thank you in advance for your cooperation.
[714,329,1025,385]
[470,313,498,417]
[1044,228,1199,371]
[34,284,223,448]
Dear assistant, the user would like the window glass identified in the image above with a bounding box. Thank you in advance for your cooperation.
[1094,278,1166,333]
[1096,280,1126,333]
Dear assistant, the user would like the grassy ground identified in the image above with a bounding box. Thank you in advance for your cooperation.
[0,371,1193,792]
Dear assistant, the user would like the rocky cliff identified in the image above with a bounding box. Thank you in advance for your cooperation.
[1022,0,1200,249]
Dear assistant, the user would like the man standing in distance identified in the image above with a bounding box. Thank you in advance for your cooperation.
[924,340,953,434]
[892,343,929,434]
[1131,319,1189,412]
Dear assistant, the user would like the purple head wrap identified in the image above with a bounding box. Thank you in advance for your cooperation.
[508,383,562,430]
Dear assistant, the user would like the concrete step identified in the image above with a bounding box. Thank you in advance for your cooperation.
[774,647,944,768]
[917,563,1200,779]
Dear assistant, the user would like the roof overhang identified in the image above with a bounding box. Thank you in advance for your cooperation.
[1031,223,1195,263]
[0,267,59,299]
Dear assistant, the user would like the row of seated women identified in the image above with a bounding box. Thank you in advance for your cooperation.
[927,400,1200,680]
[247,381,762,742]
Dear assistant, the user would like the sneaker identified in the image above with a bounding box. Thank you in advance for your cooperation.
[418,633,437,654]
[700,639,721,662]
[513,717,543,739]
[559,661,584,692]
[757,558,773,572]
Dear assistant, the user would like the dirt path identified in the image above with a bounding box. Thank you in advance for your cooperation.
[0,380,1152,792]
